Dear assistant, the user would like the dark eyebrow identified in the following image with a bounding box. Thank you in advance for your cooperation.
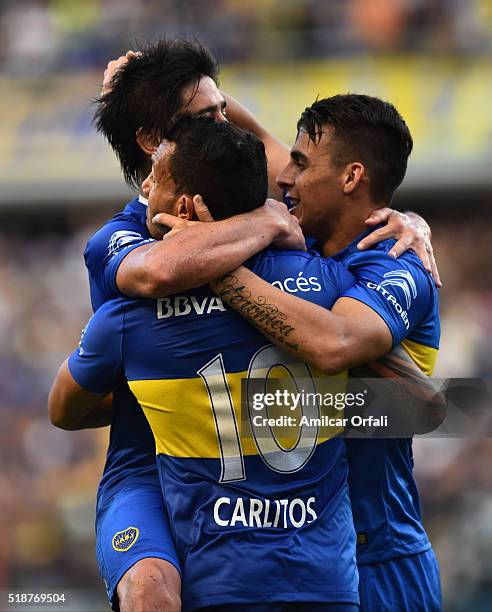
[196,99,227,116]
[290,149,308,164]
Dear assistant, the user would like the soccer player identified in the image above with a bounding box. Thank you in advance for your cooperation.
[81,39,306,612]
[74,39,438,612]
[209,95,442,611]
[51,116,362,611]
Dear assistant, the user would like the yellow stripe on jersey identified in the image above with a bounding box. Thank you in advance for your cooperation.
[129,367,347,459]
[401,339,439,376]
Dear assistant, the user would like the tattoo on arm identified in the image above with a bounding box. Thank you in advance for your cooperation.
[214,273,300,350]
[349,344,446,439]
[351,345,443,403]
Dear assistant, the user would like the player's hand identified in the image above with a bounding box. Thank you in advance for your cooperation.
[262,198,306,251]
[101,50,139,96]
[358,208,442,287]
[152,195,215,238]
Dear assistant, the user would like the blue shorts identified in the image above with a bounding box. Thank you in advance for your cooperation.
[95,483,180,610]
[358,548,442,612]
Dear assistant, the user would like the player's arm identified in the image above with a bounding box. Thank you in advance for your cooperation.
[144,199,441,300]
[350,346,446,434]
[48,361,112,430]
[114,200,440,299]
[211,265,444,432]
[212,268,391,373]
[222,93,288,199]
[48,303,124,430]
[211,250,436,374]
[116,199,304,298]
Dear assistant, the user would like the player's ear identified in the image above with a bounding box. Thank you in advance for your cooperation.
[136,128,157,156]
[342,162,366,195]
[176,195,194,220]
[141,172,152,198]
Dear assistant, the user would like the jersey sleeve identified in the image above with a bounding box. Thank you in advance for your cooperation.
[340,250,435,346]
[84,218,154,308]
[68,300,125,394]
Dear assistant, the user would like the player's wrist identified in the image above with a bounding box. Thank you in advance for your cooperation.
[243,204,284,243]
[262,199,295,240]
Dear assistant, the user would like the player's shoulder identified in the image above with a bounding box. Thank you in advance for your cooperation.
[258,246,323,262]
[70,298,126,393]
[250,246,327,278]
[77,298,126,354]
[261,246,354,275]
[249,247,354,295]
[84,197,149,259]
[336,237,439,352]
[85,297,126,334]
[339,238,435,293]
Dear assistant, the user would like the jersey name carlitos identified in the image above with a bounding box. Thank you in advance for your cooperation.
[69,247,360,610]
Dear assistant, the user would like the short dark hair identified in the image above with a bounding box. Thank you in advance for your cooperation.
[94,38,219,191]
[297,94,413,203]
[156,116,268,220]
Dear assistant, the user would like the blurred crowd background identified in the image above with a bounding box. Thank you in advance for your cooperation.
[0,1,491,611]
[1,0,491,73]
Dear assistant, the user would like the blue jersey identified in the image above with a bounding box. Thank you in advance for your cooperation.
[332,230,440,565]
[83,196,158,504]
[69,248,360,609]
[84,196,154,311]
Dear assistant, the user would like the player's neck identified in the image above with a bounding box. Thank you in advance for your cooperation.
[320,206,369,258]
[320,225,363,258]
[321,199,386,257]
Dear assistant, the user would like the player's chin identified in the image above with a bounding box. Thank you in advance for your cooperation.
[290,203,302,221]
[292,206,308,233]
